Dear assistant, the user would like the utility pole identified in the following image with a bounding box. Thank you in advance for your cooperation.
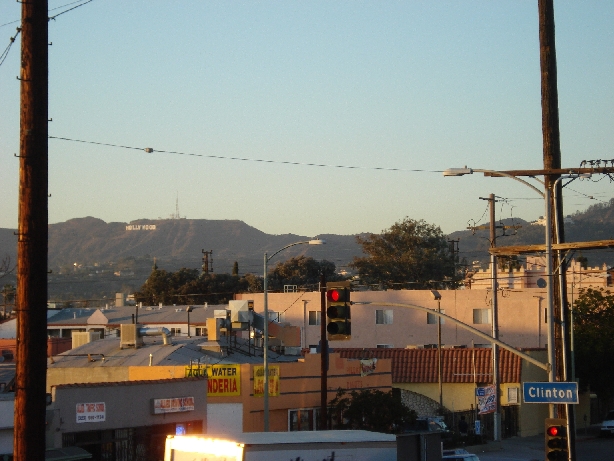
[14,1,49,460]
[201,249,213,274]
[538,1,576,459]
[481,194,501,442]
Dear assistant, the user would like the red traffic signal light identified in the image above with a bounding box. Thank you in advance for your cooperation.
[327,288,349,303]
[546,425,562,437]
[545,418,568,461]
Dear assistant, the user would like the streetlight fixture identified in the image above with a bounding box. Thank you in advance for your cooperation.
[263,239,326,431]
[430,290,443,412]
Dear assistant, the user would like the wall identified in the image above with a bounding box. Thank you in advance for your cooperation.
[0,395,14,456]
[236,289,551,350]
[47,366,130,392]
[396,382,478,413]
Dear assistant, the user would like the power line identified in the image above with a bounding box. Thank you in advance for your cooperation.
[48,136,442,174]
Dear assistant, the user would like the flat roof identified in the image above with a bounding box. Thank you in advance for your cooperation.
[173,430,396,445]
[47,335,292,368]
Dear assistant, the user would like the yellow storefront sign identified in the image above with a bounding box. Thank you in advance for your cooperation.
[253,365,280,397]
[185,364,241,397]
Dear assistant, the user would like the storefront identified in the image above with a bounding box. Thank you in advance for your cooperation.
[46,377,206,461]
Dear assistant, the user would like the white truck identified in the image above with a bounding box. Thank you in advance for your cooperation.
[164,430,397,461]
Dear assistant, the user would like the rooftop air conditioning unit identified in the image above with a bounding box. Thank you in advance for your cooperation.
[71,331,101,349]
[120,324,144,349]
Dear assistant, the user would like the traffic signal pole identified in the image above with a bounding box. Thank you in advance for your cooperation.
[320,273,327,430]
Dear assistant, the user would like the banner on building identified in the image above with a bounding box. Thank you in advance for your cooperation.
[185,364,242,396]
[76,402,106,423]
[360,358,377,377]
[207,364,242,396]
[253,365,280,397]
[152,396,195,414]
[476,385,496,415]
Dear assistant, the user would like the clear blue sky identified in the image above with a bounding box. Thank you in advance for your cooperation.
[1,1,612,237]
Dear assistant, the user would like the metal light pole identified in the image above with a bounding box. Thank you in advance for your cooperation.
[443,167,557,418]
[263,239,325,431]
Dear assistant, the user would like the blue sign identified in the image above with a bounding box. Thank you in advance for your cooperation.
[522,382,578,404]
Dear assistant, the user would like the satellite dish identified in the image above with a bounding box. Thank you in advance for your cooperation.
[537,278,547,288]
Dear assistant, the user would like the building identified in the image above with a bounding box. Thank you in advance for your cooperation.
[335,347,590,438]
[45,304,221,340]
[46,377,207,460]
[46,332,393,434]
[466,257,612,290]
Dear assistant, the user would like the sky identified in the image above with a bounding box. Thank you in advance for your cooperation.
[1,1,613,237]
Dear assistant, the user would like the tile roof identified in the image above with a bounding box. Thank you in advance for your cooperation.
[336,347,522,384]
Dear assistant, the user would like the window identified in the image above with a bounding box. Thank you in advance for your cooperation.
[427,310,445,324]
[269,311,284,323]
[195,327,206,336]
[170,328,182,336]
[375,309,393,325]
[308,311,321,326]
[289,409,316,431]
[507,387,519,405]
[472,308,490,324]
[377,344,393,348]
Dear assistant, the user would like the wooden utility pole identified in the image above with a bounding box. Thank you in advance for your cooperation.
[538,1,574,456]
[14,1,49,460]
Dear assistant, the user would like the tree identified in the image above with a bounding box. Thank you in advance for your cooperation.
[329,388,416,433]
[134,265,261,305]
[268,256,345,291]
[573,288,614,414]
[350,218,454,288]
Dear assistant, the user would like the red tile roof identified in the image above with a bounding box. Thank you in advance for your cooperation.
[336,348,521,384]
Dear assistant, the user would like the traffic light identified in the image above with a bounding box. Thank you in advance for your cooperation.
[326,282,351,340]
[545,418,568,461]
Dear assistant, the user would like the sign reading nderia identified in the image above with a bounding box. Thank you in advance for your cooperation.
[125,224,156,230]
[522,382,579,404]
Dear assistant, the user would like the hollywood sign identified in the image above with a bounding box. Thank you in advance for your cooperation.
[125,225,157,231]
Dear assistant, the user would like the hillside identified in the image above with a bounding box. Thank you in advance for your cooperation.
[1,198,613,300]
[449,198,614,269]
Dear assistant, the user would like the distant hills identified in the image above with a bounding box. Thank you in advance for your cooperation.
[1,217,364,275]
[1,198,613,301]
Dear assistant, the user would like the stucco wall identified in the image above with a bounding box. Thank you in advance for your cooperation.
[236,289,553,350]
[47,367,129,392]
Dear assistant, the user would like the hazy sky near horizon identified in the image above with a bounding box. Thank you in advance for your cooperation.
[1,1,613,238]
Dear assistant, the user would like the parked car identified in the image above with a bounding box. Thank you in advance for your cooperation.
[405,416,453,438]
[443,449,470,456]
[442,454,480,461]
[600,410,614,437]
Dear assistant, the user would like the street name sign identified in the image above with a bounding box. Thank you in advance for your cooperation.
[522,382,578,404]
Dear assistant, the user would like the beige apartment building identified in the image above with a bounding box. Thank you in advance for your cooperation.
[237,288,556,351]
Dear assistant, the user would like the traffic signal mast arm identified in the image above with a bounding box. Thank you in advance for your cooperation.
[366,302,548,371]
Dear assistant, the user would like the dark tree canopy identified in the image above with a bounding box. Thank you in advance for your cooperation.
[135,268,256,305]
[329,388,416,433]
[350,217,454,288]
[268,256,344,291]
[573,288,614,413]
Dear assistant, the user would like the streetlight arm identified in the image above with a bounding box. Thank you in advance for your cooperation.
[371,302,548,371]
[443,167,545,197]
[474,169,545,198]
[266,239,326,262]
